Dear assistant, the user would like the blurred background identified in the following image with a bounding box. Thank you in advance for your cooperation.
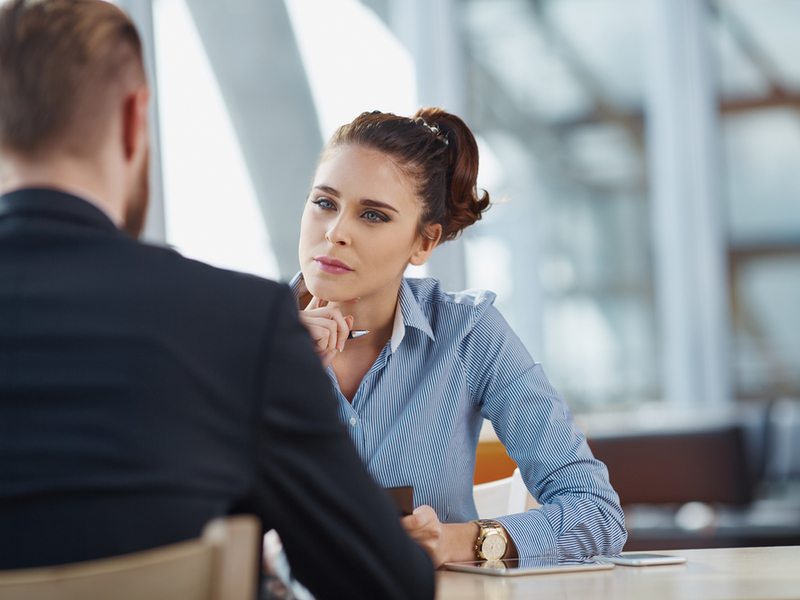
[114,0,799,550]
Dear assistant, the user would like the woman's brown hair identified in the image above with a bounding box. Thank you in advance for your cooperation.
[321,108,490,243]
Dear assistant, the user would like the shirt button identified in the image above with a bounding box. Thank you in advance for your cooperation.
[349,417,357,426]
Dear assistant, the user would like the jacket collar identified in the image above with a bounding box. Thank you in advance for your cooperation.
[0,187,120,235]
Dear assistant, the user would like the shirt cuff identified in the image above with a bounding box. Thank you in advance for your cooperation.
[495,510,558,558]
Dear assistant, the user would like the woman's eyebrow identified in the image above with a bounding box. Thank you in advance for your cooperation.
[314,185,340,197]
[361,199,399,214]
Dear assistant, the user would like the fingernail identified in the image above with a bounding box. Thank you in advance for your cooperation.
[338,341,345,352]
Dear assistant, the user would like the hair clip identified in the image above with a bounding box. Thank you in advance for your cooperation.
[426,122,449,146]
[414,118,445,140]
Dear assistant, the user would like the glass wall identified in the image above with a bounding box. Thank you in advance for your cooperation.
[456,0,800,409]
[712,0,800,400]
[458,0,655,409]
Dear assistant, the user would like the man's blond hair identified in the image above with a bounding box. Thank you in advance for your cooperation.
[0,0,146,158]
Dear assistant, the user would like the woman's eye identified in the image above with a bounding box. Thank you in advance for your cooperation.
[363,210,389,223]
[312,198,334,210]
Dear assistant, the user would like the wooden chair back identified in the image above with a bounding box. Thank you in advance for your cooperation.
[0,515,261,600]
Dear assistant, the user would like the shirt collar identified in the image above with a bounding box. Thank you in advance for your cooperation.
[288,273,435,353]
[392,278,435,353]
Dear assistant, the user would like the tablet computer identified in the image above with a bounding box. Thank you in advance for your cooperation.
[443,557,614,577]
[599,553,687,566]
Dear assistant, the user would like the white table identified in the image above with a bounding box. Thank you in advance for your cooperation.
[435,546,800,600]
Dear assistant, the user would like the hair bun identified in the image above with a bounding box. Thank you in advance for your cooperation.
[414,108,490,241]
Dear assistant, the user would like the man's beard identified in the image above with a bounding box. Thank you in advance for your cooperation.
[122,152,150,239]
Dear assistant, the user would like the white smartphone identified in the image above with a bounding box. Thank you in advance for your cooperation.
[443,557,614,577]
[599,553,687,567]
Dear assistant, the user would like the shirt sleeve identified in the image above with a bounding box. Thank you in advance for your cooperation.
[461,303,627,558]
[252,286,435,600]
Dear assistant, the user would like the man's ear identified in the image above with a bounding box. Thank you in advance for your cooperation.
[409,224,443,266]
[122,85,150,162]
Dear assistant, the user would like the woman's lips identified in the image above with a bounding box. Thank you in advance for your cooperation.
[315,257,353,275]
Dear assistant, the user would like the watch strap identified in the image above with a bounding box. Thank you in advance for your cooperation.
[471,519,508,560]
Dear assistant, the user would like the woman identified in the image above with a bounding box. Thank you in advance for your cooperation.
[292,108,626,566]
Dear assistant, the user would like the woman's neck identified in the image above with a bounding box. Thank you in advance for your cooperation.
[330,274,403,351]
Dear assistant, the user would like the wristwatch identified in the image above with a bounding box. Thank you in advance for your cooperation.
[471,519,508,560]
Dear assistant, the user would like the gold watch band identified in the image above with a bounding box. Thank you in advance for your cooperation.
[471,519,508,560]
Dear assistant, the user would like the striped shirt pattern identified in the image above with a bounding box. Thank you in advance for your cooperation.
[291,274,627,558]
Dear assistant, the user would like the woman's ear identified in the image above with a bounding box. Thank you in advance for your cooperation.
[409,224,443,266]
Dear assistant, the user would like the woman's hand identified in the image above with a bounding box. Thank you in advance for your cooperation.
[401,506,446,566]
[402,507,516,567]
[298,296,353,370]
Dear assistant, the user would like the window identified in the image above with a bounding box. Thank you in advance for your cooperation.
[459,0,654,408]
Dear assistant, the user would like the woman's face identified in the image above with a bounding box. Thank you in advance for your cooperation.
[299,144,436,303]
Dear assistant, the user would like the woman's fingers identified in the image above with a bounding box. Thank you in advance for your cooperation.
[300,316,338,351]
[334,314,353,352]
[401,505,444,565]
[298,298,353,359]
[402,505,438,533]
[307,296,328,310]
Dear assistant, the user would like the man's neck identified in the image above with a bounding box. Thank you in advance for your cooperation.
[0,154,124,226]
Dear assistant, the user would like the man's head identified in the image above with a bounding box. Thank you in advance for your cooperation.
[0,0,150,237]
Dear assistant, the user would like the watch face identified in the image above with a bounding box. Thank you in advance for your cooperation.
[482,533,507,560]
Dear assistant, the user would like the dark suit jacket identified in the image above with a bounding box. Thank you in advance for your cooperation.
[0,188,434,600]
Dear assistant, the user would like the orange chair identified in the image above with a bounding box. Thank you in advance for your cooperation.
[474,439,518,485]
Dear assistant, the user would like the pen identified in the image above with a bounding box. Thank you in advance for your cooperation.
[347,330,369,339]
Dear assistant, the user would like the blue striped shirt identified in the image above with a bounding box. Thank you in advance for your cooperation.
[290,274,627,558]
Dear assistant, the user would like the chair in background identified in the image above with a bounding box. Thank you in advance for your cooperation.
[474,438,518,485]
[765,398,800,484]
[0,515,261,600]
[586,425,778,550]
[474,468,540,519]
[587,425,754,506]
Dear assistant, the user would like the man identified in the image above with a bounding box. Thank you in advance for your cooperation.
[0,1,434,598]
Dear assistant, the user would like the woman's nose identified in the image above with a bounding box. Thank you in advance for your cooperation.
[325,217,351,246]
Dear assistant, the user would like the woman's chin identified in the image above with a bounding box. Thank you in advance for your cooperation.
[304,279,356,304]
